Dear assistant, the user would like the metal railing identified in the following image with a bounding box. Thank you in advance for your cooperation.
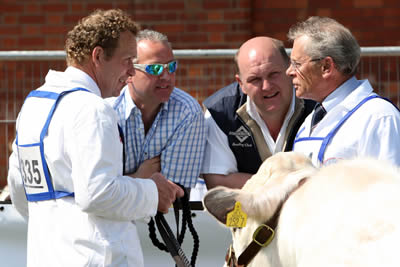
[1,47,400,184]
[1,46,400,102]
[2,46,400,59]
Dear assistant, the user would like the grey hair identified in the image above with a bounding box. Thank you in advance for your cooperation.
[136,29,171,48]
[287,16,360,76]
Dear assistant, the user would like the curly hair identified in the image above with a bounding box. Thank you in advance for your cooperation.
[65,9,140,66]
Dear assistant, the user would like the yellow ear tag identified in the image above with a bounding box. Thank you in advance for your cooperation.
[226,201,247,228]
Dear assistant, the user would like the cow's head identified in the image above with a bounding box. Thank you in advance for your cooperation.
[203,152,316,266]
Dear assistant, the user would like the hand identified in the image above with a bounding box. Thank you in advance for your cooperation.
[131,156,161,178]
[150,172,185,213]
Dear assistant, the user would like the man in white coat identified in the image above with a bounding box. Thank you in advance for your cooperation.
[286,16,400,167]
[7,9,183,267]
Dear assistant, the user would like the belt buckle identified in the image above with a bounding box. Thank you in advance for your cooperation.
[252,224,275,247]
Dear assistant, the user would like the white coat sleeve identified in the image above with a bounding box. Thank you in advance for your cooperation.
[7,139,29,221]
[69,100,158,221]
[360,112,400,166]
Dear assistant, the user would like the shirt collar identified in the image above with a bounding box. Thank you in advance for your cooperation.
[246,88,295,126]
[322,76,358,113]
[64,67,102,97]
[121,84,170,121]
[121,85,137,120]
[245,88,296,153]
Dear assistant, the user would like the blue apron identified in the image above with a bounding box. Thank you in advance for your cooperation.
[293,95,396,166]
[16,87,89,201]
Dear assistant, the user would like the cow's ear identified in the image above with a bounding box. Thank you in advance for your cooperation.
[203,187,239,225]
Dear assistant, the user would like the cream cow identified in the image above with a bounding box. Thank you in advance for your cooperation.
[203,152,400,267]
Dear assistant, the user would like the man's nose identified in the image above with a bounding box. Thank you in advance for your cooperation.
[127,63,135,76]
[159,68,171,79]
[262,79,272,90]
[286,64,295,77]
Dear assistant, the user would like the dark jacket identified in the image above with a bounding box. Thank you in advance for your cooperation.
[203,82,315,174]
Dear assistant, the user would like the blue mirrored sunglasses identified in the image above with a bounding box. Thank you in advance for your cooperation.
[133,60,178,76]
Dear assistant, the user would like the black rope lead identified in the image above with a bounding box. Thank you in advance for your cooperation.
[148,217,168,252]
[148,184,199,267]
[155,211,192,267]
[179,188,199,267]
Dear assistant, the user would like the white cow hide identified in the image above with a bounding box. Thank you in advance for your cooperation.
[203,151,400,267]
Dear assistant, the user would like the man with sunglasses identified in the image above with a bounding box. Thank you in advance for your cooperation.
[201,36,315,190]
[287,16,400,167]
[110,29,206,192]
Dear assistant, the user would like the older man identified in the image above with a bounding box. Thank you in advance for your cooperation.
[201,37,314,189]
[286,16,400,166]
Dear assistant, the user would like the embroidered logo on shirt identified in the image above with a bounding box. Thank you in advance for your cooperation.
[229,126,251,143]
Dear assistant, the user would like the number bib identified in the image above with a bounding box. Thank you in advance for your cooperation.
[18,145,48,195]
[16,88,89,201]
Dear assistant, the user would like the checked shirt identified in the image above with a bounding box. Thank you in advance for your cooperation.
[112,86,206,188]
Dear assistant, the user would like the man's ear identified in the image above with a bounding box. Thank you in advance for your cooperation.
[92,46,104,67]
[235,74,246,94]
[321,56,335,76]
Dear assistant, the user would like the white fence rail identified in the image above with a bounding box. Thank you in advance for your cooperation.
[2,46,400,59]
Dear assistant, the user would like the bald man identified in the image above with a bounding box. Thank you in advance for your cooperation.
[201,37,315,189]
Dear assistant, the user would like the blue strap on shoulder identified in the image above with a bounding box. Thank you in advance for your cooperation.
[22,87,89,201]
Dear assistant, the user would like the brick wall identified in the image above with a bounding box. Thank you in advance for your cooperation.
[2,0,400,55]
[1,0,400,186]
[251,0,400,47]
